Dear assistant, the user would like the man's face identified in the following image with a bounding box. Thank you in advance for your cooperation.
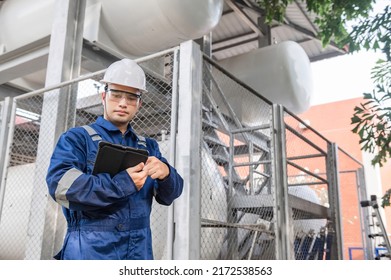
[102,83,142,129]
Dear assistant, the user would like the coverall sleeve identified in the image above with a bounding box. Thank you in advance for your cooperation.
[46,129,137,211]
[148,139,184,206]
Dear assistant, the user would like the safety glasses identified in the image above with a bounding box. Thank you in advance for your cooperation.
[106,89,141,106]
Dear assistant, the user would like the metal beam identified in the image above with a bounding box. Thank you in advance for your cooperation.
[225,0,262,35]
[326,142,344,260]
[293,0,318,34]
[0,84,27,99]
[24,0,87,260]
[0,37,50,85]
[272,104,294,259]
[173,41,203,260]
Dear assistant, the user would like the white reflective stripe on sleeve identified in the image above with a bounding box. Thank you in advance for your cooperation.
[55,168,83,209]
[82,125,102,141]
[91,135,101,141]
[137,135,147,148]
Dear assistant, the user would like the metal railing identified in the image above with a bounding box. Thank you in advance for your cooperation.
[0,42,368,260]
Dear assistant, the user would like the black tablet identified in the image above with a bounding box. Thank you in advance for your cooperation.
[92,141,149,177]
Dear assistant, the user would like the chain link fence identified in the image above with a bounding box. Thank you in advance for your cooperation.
[337,149,367,260]
[199,55,366,260]
[201,57,275,260]
[0,49,177,259]
[284,112,331,260]
[0,43,368,260]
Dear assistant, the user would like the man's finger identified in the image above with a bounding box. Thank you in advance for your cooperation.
[127,162,144,173]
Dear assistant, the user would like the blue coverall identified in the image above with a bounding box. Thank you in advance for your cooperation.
[46,116,184,260]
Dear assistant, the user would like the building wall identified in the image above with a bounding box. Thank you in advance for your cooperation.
[298,97,391,257]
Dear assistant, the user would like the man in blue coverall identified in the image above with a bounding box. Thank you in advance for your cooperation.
[46,58,184,260]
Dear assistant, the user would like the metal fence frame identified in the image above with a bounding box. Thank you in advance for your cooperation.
[0,46,184,260]
[0,41,369,260]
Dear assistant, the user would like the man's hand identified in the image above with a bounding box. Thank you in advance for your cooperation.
[126,162,148,191]
[143,156,170,180]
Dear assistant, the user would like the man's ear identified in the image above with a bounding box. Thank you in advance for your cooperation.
[101,92,107,106]
[138,99,143,109]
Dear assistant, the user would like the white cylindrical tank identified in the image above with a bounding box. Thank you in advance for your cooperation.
[0,0,55,53]
[100,0,224,56]
[0,0,223,56]
[218,41,314,114]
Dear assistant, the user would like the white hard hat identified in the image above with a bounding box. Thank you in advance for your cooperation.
[101,58,147,93]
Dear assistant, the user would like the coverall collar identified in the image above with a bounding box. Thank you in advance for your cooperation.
[95,116,139,140]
